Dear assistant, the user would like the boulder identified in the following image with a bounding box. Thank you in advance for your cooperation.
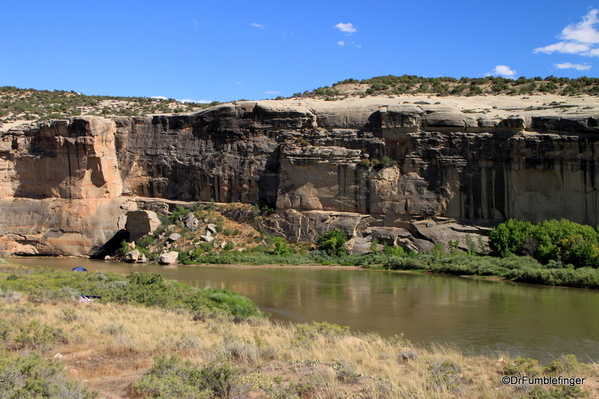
[125,210,161,242]
[168,233,181,241]
[158,251,179,265]
[124,249,140,263]
[200,233,214,243]
[185,213,201,231]
[206,224,218,234]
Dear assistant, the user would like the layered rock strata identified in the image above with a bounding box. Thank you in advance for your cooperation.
[1,97,598,255]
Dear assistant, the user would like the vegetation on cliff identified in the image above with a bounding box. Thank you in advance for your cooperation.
[297,74,599,99]
[0,86,219,125]
[0,264,596,398]
[2,74,598,127]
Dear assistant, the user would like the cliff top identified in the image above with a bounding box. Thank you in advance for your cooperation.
[2,77,599,133]
[253,92,599,119]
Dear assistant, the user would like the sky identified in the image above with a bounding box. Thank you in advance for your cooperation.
[1,0,598,102]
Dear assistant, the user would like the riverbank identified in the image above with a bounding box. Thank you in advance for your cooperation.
[0,264,597,399]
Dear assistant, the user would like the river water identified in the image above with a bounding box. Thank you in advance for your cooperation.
[7,257,599,363]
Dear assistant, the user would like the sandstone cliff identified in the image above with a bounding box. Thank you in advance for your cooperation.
[1,95,598,256]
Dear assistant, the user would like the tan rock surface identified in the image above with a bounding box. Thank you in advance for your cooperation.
[1,94,599,255]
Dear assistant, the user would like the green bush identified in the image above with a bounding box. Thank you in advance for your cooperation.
[294,321,350,345]
[136,235,155,248]
[0,269,265,320]
[170,205,191,224]
[503,357,542,377]
[13,321,67,351]
[545,354,588,374]
[271,237,293,256]
[489,219,599,268]
[526,385,585,399]
[0,352,97,399]
[134,355,237,399]
[380,156,397,168]
[319,230,348,256]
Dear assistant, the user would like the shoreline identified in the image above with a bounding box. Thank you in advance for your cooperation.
[6,254,598,291]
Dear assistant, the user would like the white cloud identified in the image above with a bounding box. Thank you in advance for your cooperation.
[151,96,168,100]
[534,9,599,56]
[561,9,599,43]
[251,23,266,29]
[337,41,345,46]
[555,62,592,71]
[485,65,516,78]
[534,41,591,54]
[265,91,280,95]
[334,23,356,34]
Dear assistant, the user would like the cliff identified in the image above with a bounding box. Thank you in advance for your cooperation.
[1,94,598,256]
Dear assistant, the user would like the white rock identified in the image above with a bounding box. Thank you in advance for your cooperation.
[158,251,179,265]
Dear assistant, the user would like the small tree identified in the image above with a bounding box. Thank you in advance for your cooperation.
[272,237,293,256]
[319,230,348,256]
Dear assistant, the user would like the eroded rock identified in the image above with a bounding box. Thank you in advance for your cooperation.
[158,251,179,265]
[1,97,599,256]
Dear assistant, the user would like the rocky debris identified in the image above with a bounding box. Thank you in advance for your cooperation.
[206,224,217,234]
[158,251,179,265]
[124,249,141,263]
[168,233,181,241]
[398,351,418,361]
[185,213,201,231]
[200,231,214,243]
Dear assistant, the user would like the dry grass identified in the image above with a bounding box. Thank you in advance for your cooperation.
[1,296,598,399]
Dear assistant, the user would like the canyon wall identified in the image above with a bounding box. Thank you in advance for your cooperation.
[1,98,598,255]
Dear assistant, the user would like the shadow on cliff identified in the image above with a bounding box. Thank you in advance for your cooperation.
[258,146,281,209]
[90,229,130,259]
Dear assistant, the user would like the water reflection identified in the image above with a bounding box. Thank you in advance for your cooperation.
[7,257,599,363]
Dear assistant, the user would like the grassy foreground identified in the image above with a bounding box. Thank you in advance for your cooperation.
[0,264,597,399]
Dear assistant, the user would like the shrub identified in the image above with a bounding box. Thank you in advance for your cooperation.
[134,355,238,399]
[489,219,534,257]
[0,352,97,399]
[428,359,462,392]
[271,237,293,256]
[545,354,589,374]
[489,218,599,267]
[380,156,397,168]
[136,234,154,248]
[384,245,405,257]
[503,357,542,377]
[319,230,348,256]
[170,205,191,223]
[294,321,350,343]
[13,320,67,350]
[118,240,131,255]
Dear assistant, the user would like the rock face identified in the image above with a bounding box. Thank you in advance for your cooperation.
[1,96,599,255]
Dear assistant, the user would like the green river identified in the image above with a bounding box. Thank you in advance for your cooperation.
[7,257,599,364]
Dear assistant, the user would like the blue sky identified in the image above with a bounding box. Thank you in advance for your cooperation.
[1,1,598,102]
